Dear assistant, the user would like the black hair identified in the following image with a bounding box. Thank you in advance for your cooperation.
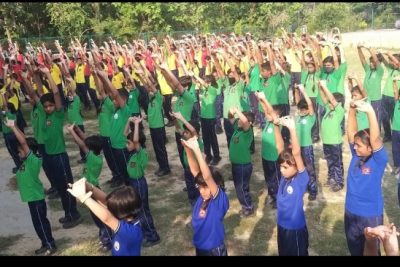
[40,92,55,105]
[323,56,334,65]
[333,92,344,105]
[84,135,103,156]
[194,166,225,212]
[106,186,142,220]
[6,102,16,113]
[127,124,146,148]
[242,111,255,124]
[227,66,242,75]
[297,99,308,110]
[278,148,296,167]
[178,75,192,88]
[204,75,218,88]
[183,120,200,135]
[351,85,362,95]
[25,137,39,155]
[261,61,271,71]
[354,129,372,168]
[117,88,129,101]
[272,104,284,116]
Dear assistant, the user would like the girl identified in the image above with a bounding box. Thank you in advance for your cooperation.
[347,75,369,131]
[182,136,229,256]
[345,98,388,256]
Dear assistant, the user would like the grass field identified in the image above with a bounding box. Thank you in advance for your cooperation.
[0,44,399,256]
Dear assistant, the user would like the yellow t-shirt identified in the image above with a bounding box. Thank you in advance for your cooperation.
[167,54,177,70]
[75,64,85,84]
[117,56,125,68]
[8,94,19,111]
[112,72,124,90]
[240,56,249,74]
[156,69,173,95]
[285,49,302,73]
[89,74,96,90]
[321,46,331,61]
[51,63,62,85]
[32,82,50,94]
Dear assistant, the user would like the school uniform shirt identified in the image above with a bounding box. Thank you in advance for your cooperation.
[7,94,20,111]
[16,152,45,202]
[336,62,348,96]
[98,97,115,138]
[183,138,204,168]
[147,91,164,129]
[363,63,384,102]
[110,104,131,149]
[249,64,261,92]
[229,120,253,164]
[31,102,46,145]
[50,63,62,85]
[67,96,83,125]
[82,151,103,187]
[192,187,229,250]
[296,114,316,147]
[112,72,124,90]
[112,220,142,256]
[127,148,148,180]
[156,68,173,95]
[321,104,344,145]
[276,72,291,105]
[301,70,321,99]
[89,74,96,90]
[382,66,399,97]
[1,111,17,134]
[261,122,280,161]
[393,100,400,131]
[127,88,140,115]
[188,84,198,104]
[345,144,388,217]
[222,79,245,119]
[258,73,282,114]
[356,110,369,131]
[173,90,195,129]
[75,64,85,84]
[43,109,66,155]
[277,168,309,230]
[240,85,251,112]
[284,48,301,73]
[319,67,341,94]
[200,85,218,119]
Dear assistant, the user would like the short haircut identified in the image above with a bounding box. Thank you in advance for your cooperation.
[261,61,271,71]
[107,186,142,220]
[278,149,296,167]
[183,120,200,135]
[194,166,225,191]
[118,88,129,101]
[25,137,39,155]
[40,93,55,105]
[85,135,103,155]
[333,92,344,105]
[242,111,255,124]
[297,99,308,110]
[323,56,334,65]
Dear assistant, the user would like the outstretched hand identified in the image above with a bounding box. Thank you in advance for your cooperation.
[67,178,92,203]
[354,100,373,113]
[181,136,199,150]
[279,116,295,130]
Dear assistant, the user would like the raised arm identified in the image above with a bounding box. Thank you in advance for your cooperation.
[355,101,382,150]
[347,103,358,144]
[357,43,367,66]
[231,107,250,131]
[298,84,314,115]
[6,120,29,155]
[20,70,40,104]
[66,124,89,154]
[255,91,274,121]
[281,117,304,171]
[173,111,197,136]
[318,80,336,106]
[97,70,125,108]
[39,66,62,111]
[181,138,201,178]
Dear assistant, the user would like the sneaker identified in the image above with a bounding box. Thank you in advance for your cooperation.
[382,136,392,143]
[330,183,344,192]
[12,167,18,174]
[308,194,317,201]
[156,169,171,177]
[312,136,320,143]
[77,158,86,164]
[210,156,221,166]
[215,125,223,135]
[270,199,277,209]
[44,247,57,256]
[110,179,123,188]
[392,167,400,176]
[35,246,48,255]
[165,121,175,127]
[205,155,213,164]
[62,216,83,229]
[239,208,255,218]
[324,178,335,187]
[98,244,112,253]
[142,238,161,248]
[58,216,68,224]
[45,187,57,195]
[47,191,60,200]
[182,187,188,192]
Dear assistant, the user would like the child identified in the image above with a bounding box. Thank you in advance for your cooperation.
[182,136,229,256]
[275,116,310,256]
[66,124,113,251]
[345,99,388,256]
[124,116,161,247]
[173,111,203,206]
[5,119,57,256]
[294,84,318,201]
[68,180,143,256]
[392,76,400,197]
[256,91,283,209]
[228,107,255,217]
[347,75,369,131]
[319,79,345,192]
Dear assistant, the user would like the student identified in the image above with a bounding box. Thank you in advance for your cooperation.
[124,116,161,247]
[68,180,143,256]
[364,223,399,256]
[182,136,229,256]
[66,124,113,251]
[256,91,283,209]
[345,99,388,256]
[347,75,369,131]
[294,84,317,201]
[275,116,310,256]
[392,76,400,197]
[319,80,345,192]
[5,119,57,256]
[228,107,255,217]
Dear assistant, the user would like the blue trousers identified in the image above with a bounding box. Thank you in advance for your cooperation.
[3,132,22,169]
[201,118,220,159]
[323,144,344,186]
[196,243,228,256]
[112,147,130,184]
[277,225,309,256]
[76,82,91,109]
[262,159,281,201]
[43,152,80,220]
[301,146,318,197]
[175,131,185,168]
[150,127,170,172]
[344,210,383,256]
[223,119,234,148]
[101,136,118,181]
[392,130,400,168]
[232,163,253,212]
[215,94,223,128]
[371,99,382,130]
[128,177,160,242]
[382,95,395,139]
[37,144,55,189]
[191,102,200,123]
[310,98,320,140]
[28,200,56,249]
[184,167,200,207]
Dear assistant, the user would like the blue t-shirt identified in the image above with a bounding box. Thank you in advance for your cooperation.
[112,220,143,256]
[192,188,229,250]
[277,169,309,230]
[345,144,388,217]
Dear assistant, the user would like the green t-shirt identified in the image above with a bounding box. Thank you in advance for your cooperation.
[16,152,45,202]
[200,85,217,119]
[98,96,115,137]
[183,138,204,168]
[363,63,384,101]
[319,67,341,94]
[321,104,345,145]
[127,88,140,114]
[301,70,320,98]
[276,73,291,105]
[356,111,369,131]
[249,64,261,92]
[174,90,195,129]
[188,84,198,103]
[216,78,224,95]
[31,102,46,144]
[229,120,253,164]
[82,151,103,186]
[148,91,164,129]
[262,73,282,106]
[392,100,400,131]
[383,66,398,97]
[261,121,280,161]
[240,85,251,112]
[336,62,348,96]
[127,148,149,180]
[110,104,130,149]
[223,79,245,119]
[1,111,16,134]
[44,109,66,155]
[296,114,316,147]
[67,96,83,125]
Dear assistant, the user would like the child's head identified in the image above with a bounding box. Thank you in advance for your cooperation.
[353,129,372,157]
[329,93,344,111]
[260,61,272,79]
[6,102,17,114]
[194,166,225,201]
[271,104,283,119]
[278,149,298,179]
[182,120,200,140]
[40,93,56,115]
[106,186,142,221]
[178,75,192,90]
[126,126,146,152]
[204,75,217,88]
[322,56,335,73]
[307,61,316,74]
[227,67,241,85]
[114,89,129,108]
[351,86,363,100]
[238,111,254,129]
[84,135,103,156]
[296,99,309,116]
[18,137,38,160]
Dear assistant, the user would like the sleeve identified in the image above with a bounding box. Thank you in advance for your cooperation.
[309,114,316,125]
[372,146,389,166]
[335,104,345,120]
[349,143,357,157]
[181,89,195,103]
[28,153,42,175]
[213,188,229,218]
[138,148,149,170]
[376,63,384,77]
[55,109,64,119]
[363,63,369,73]
[297,168,310,187]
